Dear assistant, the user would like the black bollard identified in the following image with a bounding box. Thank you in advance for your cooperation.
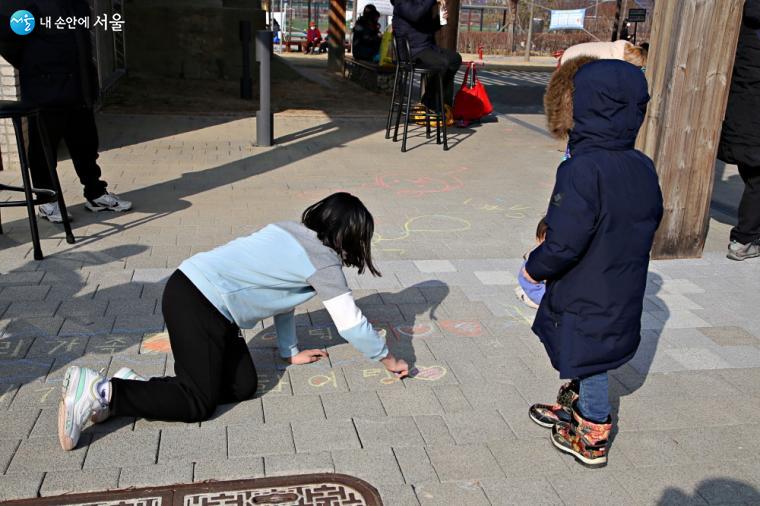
[240,21,253,100]
[256,30,274,146]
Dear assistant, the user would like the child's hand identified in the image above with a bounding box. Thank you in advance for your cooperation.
[288,349,328,365]
[522,267,539,284]
[380,354,409,379]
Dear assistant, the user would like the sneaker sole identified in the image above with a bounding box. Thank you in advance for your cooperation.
[529,409,557,429]
[58,367,80,451]
[727,250,760,261]
[38,213,64,224]
[551,433,607,468]
[85,204,132,213]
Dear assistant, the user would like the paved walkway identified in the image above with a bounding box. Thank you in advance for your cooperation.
[0,79,758,504]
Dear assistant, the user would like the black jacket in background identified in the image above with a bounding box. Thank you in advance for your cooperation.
[0,0,98,108]
[391,0,440,57]
[352,17,381,61]
[719,0,760,167]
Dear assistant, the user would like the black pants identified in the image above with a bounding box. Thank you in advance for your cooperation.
[730,163,760,244]
[111,270,258,422]
[415,46,462,108]
[28,108,108,201]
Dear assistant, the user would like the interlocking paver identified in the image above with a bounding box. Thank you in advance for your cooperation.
[332,448,404,486]
[291,419,360,453]
[320,390,385,419]
[262,394,325,423]
[157,426,226,463]
[393,446,438,484]
[119,462,193,488]
[425,444,505,482]
[193,457,265,481]
[264,452,334,477]
[378,388,443,416]
[40,467,120,497]
[83,431,159,469]
[480,477,564,506]
[0,473,44,501]
[228,422,295,457]
[444,410,514,444]
[414,480,490,505]
[354,416,424,448]
[8,436,90,473]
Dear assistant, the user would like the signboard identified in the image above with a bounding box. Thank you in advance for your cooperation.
[548,8,586,31]
[628,8,647,22]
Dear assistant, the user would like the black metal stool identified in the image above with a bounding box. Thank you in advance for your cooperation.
[384,37,448,152]
[0,101,75,259]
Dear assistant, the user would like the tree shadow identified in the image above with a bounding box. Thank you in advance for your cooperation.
[659,478,760,505]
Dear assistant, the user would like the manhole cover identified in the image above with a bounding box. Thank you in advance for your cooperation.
[1,473,382,506]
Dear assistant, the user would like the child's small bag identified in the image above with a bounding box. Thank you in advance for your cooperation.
[453,62,493,121]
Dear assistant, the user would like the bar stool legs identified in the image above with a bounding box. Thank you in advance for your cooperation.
[12,117,44,260]
[37,115,75,244]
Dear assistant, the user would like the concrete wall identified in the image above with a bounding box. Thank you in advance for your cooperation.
[124,0,266,80]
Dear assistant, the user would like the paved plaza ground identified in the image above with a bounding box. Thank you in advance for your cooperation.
[0,61,759,505]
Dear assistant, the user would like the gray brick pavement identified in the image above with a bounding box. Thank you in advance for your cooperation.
[1,113,759,504]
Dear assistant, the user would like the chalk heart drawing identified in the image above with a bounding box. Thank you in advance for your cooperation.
[410,365,447,381]
[394,323,435,338]
[439,320,483,337]
[141,332,172,354]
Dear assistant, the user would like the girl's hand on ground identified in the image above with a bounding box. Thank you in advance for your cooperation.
[380,354,409,379]
[289,349,328,365]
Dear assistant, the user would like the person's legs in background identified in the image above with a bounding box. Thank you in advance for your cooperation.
[28,112,67,223]
[728,163,760,260]
[414,46,462,109]
[63,108,131,212]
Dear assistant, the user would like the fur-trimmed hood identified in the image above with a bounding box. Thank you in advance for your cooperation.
[544,58,650,155]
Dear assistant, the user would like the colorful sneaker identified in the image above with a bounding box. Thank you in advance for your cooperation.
[58,366,108,451]
[90,367,146,424]
[727,239,760,261]
[38,202,72,223]
[529,379,579,428]
[85,192,132,212]
[551,401,612,468]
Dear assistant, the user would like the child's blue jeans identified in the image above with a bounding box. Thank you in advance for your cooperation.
[578,372,610,423]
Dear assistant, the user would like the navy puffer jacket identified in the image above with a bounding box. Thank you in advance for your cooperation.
[526,59,663,379]
[391,0,439,57]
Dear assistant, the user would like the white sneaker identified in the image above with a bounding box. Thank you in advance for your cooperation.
[85,192,132,212]
[514,285,540,309]
[38,202,72,223]
[90,367,146,424]
[58,366,108,450]
[727,239,760,261]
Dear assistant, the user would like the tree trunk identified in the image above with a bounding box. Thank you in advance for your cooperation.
[636,0,744,259]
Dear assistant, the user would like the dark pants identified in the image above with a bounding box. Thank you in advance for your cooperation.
[28,108,107,201]
[730,163,760,244]
[111,270,258,422]
[414,46,462,108]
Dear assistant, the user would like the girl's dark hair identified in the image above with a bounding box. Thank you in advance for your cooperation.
[536,217,548,241]
[302,192,381,276]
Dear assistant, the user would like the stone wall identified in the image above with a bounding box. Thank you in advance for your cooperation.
[124,0,266,80]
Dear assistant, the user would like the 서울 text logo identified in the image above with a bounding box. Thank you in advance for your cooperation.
[10,10,35,35]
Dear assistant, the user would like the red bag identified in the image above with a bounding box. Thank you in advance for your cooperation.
[453,62,493,121]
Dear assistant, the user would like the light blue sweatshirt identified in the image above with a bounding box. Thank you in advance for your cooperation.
[178,221,388,361]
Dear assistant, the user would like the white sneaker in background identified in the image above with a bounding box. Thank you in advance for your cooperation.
[38,202,72,223]
[85,192,132,212]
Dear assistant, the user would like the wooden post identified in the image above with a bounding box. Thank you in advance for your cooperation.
[327,0,347,71]
[636,0,744,259]
[435,0,461,51]
[611,0,622,41]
